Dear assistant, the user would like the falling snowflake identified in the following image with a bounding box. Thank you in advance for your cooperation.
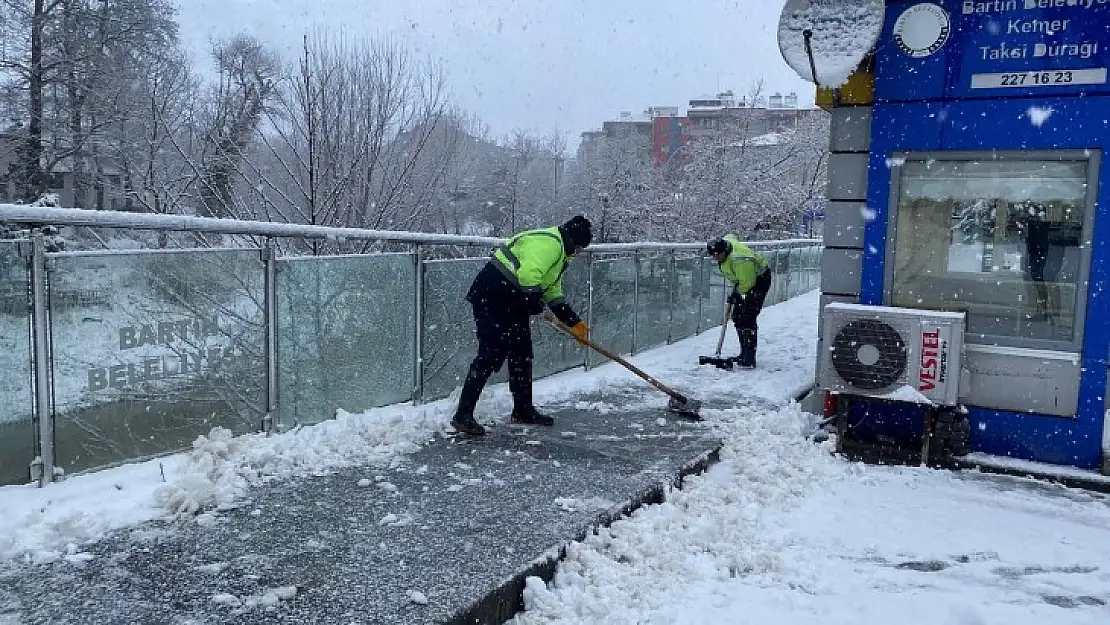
[1027,106,1053,127]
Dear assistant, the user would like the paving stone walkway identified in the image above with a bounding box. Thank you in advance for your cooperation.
[0,402,721,625]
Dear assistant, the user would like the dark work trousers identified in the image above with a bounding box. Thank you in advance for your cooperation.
[731,268,772,331]
[455,301,534,418]
[731,268,772,365]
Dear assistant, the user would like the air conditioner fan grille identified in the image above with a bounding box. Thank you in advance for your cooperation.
[830,319,908,391]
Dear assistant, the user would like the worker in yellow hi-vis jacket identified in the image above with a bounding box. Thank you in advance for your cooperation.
[707,234,772,369]
[451,216,593,436]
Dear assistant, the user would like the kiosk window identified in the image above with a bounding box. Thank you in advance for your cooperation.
[890,158,1090,345]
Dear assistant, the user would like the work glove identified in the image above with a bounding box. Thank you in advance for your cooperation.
[569,321,590,343]
[728,291,745,307]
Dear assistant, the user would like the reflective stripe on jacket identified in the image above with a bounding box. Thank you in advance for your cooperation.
[492,226,570,305]
[718,233,769,294]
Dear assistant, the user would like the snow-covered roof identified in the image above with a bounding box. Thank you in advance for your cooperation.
[749,132,788,146]
[606,114,651,124]
[725,132,791,149]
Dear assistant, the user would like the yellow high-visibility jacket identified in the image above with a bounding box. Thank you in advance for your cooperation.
[493,226,571,306]
[718,233,768,294]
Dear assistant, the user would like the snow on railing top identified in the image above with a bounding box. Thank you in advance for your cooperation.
[0,204,820,252]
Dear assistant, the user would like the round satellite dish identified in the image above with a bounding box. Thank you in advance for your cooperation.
[777,0,885,87]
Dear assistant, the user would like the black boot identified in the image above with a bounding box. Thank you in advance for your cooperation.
[733,326,748,368]
[508,357,554,426]
[510,406,555,426]
[452,359,493,436]
[739,328,757,369]
[450,410,486,436]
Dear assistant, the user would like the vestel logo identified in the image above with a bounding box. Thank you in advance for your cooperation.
[919,328,940,393]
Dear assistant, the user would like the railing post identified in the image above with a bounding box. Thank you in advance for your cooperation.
[584,252,594,371]
[786,245,796,300]
[696,255,705,335]
[768,247,781,305]
[631,249,639,355]
[777,246,787,302]
[261,239,278,434]
[28,232,54,486]
[412,244,425,404]
[666,250,676,344]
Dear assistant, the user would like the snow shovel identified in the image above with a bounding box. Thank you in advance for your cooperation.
[542,312,703,420]
[698,300,735,370]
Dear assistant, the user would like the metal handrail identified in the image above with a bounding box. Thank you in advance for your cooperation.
[0,205,502,247]
[0,205,820,253]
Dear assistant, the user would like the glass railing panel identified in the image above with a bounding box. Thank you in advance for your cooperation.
[670,256,701,342]
[48,249,265,474]
[0,241,32,485]
[788,247,804,299]
[421,258,499,402]
[700,257,728,333]
[635,254,672,352]
[587,257,636,367]
[277,253,415,426]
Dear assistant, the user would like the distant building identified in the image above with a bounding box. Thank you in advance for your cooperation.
[579,90,816,170]
[687,90,809,138]
[0,129,128,209]
[651,115,692,166]
[577,110,654,168]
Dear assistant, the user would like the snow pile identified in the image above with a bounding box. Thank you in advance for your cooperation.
[963,453,1110,487]
[0,401,453,564]
[554,497,617,513]
[512,403,1110,624]
[155,405,447,516]
[0,454,187,564]
[210,585,298,611]
[777,0,885,87]
[515,402,842,623]
[409,590,430,605]
[878,384,933,405]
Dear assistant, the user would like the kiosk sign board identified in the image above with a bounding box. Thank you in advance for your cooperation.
[876,0,1110,101]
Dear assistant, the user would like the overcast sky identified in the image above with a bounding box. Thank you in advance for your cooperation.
[174,0,813,145]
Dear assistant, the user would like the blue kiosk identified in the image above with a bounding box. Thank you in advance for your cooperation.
[783,0,1110,474]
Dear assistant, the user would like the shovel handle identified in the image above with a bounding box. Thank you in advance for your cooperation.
[542,312,686,403]
[715,300,733,357]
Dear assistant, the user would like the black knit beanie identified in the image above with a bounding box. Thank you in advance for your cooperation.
[560,215,593,249]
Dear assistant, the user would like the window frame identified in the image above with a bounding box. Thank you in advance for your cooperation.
[883,149,1101,352]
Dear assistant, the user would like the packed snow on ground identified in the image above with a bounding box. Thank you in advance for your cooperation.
[0,291,820,565]
[513,410,1110,621]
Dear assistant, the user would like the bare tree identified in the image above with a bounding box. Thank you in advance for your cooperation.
[194,34,279,219]
[0,0,180,204]
[564,130,653,242]
[198,32,455,253]
[0,0,49,201]
[678,108,829,239]
[565,96,828,242]
[115,49,200,217]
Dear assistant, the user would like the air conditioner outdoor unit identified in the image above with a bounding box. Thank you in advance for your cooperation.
[819,303,967,406]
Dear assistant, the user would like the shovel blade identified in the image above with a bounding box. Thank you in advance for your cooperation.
[698,356,734,370]
[667,396,702,420]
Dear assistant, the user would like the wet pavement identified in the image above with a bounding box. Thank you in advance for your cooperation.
[0,405,720,625]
